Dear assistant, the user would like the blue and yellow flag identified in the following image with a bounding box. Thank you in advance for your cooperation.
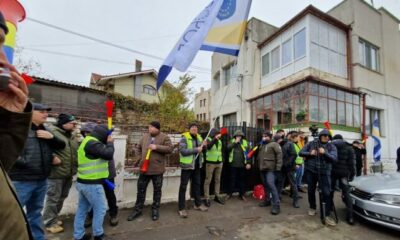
[156,0,252,89]
[371,111,381,162]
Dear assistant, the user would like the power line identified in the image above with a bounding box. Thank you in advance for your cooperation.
[26,17,211,72]
[17,47,212,76]
[21,34,179,48]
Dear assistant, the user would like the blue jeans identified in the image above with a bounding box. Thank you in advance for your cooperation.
[295,165,304,189]
[263,171,280,206]
[74,183,107,239]
[13,180,47,240]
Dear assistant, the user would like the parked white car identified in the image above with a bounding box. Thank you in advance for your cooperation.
[350,172,400,231]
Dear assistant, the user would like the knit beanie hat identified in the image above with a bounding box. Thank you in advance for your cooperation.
[150,121,161,130]
[57,113,75,126]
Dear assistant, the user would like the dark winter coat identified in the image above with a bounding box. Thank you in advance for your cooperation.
[48,125,79,179]
[9,123,66,181]
[282,140,297,170]
[257,141,283,171]
[0,104,33,240]
[138,132,173,175]
[354,146,366,170]
[299,130,337,175]
[332,139,356,178]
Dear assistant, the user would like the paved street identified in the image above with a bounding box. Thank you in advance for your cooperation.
[49,191,398,240]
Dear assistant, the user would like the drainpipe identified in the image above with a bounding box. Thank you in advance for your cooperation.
[362,92,367,175]
[346,27,354,89]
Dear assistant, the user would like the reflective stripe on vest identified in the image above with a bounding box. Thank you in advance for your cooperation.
[294,143,304,165]
[229,139,248,163]
[206,137,222,162]
[180,132,203,164]
[77,136,109,180]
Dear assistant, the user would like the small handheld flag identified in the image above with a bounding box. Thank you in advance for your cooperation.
[323,121,334,137]
[105,100,114,131]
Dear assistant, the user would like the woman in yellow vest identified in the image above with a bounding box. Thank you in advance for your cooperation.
[74,125,114,240]
[178,122,208,218]
[226,130,251,201]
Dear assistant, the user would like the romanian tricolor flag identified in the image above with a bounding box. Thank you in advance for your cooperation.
[0,0,25,63]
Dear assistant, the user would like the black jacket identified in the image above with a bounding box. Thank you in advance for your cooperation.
[332,139,356,178]
[282,140,297,170]
[299,130,337,175]
[354,146,366,169]
[9,124,66,181]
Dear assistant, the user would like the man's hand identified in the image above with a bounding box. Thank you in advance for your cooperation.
[202,140,208,146]
[36,130,54,139]
[310,149,317,156]
[0,62,28,113]
[318,147,325,155]
[107,135,114,143]
[196,146,203,153]
[215,134,221,140]
[148,144,157,150]
[245,164,251,170]
[52,156,62,166]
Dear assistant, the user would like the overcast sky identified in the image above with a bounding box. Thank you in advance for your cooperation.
[15,0,399,93]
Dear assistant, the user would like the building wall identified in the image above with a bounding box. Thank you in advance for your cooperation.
[210,18,278,127]
[194,88,211,122]
[328,0,400,170]
[113,76,135,97]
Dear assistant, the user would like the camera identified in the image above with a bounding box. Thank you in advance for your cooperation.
[0,67,10,90]
[309,124,319,138]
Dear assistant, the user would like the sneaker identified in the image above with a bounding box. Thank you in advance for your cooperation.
[109,216,119,226]
[308,208,317,216]
[57,220,63,226]
[151,209,159,221]
[271,205,280,215]
[77,233,92,240]
[325,216,337,226]
[259,200,271,207]
[239,195,247,202]
[204,199,211,207]
[298,188,307,193]
[214,196,225,205]
[127,210,142,221]
[46,224,64,234]
[193,204,208,212]
[293,199,300,208]
[178,210,188,218]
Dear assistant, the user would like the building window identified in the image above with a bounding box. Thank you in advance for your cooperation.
[359,39,379,71]
[271,46,280,71]
[294,28,306,59]
[252,81,361,128]
[282,38,292,65]
[262,53,270,76]
[143,85,156,95]
[223,112,237,126]
[203,99,206,108]
[197,114,199,120]
[200,100,203,107]
[203,113,206,121]
[223,62,237,85]
[213,71,220,91]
